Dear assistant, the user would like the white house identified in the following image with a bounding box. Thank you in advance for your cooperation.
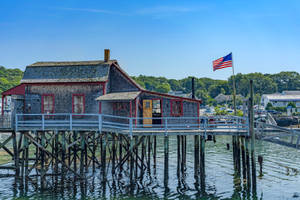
[261,91,300,112]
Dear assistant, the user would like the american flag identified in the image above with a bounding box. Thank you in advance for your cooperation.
[213,53,233,71]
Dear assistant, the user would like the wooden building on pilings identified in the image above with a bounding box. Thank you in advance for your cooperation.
[0,50,256,193]
[1,49,201,128]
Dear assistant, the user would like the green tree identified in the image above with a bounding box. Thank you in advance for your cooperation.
[266,102,273,110]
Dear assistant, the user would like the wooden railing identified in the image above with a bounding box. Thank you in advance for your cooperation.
[15,113,249,136]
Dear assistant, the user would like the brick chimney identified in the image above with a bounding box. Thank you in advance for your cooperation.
[104,49,110,62]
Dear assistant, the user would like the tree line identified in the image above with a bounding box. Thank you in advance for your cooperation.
[0,66,23,94]
[0,65,299,106]
[132,71,300,105]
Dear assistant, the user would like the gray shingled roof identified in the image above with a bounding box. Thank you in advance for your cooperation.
[96,91,141,101]
[21,60,115,83]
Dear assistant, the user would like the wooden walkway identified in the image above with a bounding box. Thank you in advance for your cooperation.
[12,113,249,137]
[256,122,300,149]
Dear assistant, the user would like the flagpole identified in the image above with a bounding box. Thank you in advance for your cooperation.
[231,52,237,115]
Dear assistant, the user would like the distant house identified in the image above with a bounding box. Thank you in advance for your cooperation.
[168,90,192,98]
[1,50,201,127]
[261,91,300,112]
[214,94,243,104]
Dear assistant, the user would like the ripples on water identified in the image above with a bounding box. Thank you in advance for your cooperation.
[0,136,300,199]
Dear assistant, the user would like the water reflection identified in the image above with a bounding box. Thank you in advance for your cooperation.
[0,136,300,199]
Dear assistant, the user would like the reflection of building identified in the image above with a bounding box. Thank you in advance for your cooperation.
[261,91,300,112]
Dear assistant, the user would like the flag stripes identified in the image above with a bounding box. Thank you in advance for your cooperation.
[213,53,233,71]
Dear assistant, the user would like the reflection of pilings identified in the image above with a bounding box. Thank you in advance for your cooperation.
[241,136,246,182]
[199,135,205,190]
[245,136,251,189]
[177,135,181,177]
[181,135,185,174]
[164,135,169,186]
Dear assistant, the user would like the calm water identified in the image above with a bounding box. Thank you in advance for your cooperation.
[0,135,300,200]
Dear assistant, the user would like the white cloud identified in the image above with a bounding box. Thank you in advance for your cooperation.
[56,7,128,16]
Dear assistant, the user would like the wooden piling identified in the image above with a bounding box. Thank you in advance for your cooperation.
[55,131,59,174]
[177,135,181,177]
[200,135,205,189]
[194,135,199,178]
[249,79,257,191]
[181,135,185,174]
[73,131,77,172]
[80,132,85,176]
[12,131,19,176]
[112,133,116,175]
[92,132,96,172]
[24,132,29,177]
[153,136,157,169]
[62,131,66,174]
[41,131,46,185]
[102,133,107,181]
[147,136,151,173]
[241,136,247,182]
[245,136,251,189]
[129,136,134,184]
[134,136,138,178]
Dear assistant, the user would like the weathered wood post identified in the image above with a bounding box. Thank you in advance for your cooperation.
[134,136,138,178]
[177,135,181,177]
[24,132,29,177]
[112,133,116,176]
[249,79,257,191]
[200,135,205,191]
[153,135,157,170]
[62,131,66,174]
[102,133,107,181]
[80,132,85,176]
[119,134,123,173]
[55,130,59,174]
[92,132,96,172]
[140,136,145,180]
[241,136,247,182]
[41,131,46,186]
[147,136,151,173]
[194,134,199,179]
[73,131,77,173]
[12,131,19,176]
[181,135,185,174]
[68,132,71,167]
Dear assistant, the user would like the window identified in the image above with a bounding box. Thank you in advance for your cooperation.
[171,99,183,116]
[72,94,85,114]
[152,99,161,114]
[42,94,54,114]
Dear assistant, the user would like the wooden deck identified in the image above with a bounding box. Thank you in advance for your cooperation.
[11,113,249,137]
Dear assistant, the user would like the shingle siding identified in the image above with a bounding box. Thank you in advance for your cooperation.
[25,84,104,114]
[108,66,139,93]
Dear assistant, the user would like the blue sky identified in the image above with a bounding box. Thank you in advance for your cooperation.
[0,0,299,80]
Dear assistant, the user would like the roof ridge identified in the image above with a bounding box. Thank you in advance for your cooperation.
[28,60,117,67]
